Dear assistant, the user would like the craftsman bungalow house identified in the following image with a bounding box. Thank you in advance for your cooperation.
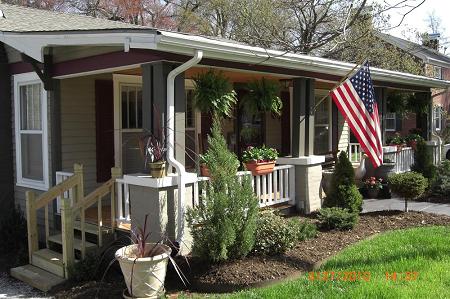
[0,4,449,290]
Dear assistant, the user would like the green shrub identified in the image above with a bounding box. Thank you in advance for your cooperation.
[388,171,428,212]
[187,118,258,262]
[318,207,358,231]
[67,251,101,282]
[253,211,298,255]
[324,151,363,214]
[431,160,450,198]
[295,220,318,241]
[0,204,28,266]
[411,140,436,181]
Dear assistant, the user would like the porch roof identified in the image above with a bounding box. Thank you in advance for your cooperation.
[1,3,449,90]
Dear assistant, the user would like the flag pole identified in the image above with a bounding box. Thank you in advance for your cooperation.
[310,59,367,114]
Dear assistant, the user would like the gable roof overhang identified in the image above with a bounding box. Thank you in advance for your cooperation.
[0,30,158,62]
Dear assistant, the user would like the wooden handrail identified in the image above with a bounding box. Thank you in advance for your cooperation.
[74,179,114,211]
[35,175,80,210]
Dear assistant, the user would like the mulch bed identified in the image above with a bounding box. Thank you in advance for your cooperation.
[50,210,450,297]
[171,210,450,291]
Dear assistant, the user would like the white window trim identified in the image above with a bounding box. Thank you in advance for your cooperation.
[113,74,143,169]
[434,106,442,131]
[385,112,396,132]
[14,72,49,191]
[314,89,332,153]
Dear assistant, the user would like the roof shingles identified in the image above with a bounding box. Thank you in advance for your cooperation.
[0,3,152,32]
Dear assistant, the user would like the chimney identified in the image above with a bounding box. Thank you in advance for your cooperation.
[423,33,440,50]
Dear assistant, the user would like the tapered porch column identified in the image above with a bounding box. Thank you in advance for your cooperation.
[278,77,325,214]
[141,61,186,167]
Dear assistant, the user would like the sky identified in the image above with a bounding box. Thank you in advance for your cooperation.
[380,0,450,48]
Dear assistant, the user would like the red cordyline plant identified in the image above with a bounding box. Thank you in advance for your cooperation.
[130,215,188,287]
[140,134,167,163]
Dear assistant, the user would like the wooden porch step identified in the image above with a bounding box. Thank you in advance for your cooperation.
[73,220,112,236]
[31,249,65,277]
[48,233,97,251]
[10,264,66,292]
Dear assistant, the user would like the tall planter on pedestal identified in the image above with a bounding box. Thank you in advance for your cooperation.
[139,134,167,178]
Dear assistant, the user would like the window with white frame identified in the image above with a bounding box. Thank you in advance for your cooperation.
[385,112,396,131]
[314,90,332,155]
[433,66,442,80]
[14,74,49,190]
[121,85,143,129]
[433,106,442,131]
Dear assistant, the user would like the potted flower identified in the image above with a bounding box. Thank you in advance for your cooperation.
[386,134,405,152]
[115,215,185,298]
[193,69,237,118]
[140,134,167,178]
[363,176,383,199]
[242,145,278,175]
[199,153,211,177]
[404,133,424,150]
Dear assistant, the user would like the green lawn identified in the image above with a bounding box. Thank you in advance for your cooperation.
[202,226,450,299]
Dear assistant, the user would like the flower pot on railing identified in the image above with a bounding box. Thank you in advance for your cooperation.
[241,145,279,176]
[245,160,276,176]
[200,163,210,177]
[148,161,166,178]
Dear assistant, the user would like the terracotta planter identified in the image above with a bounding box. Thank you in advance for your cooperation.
[148,161,166,178]
[115,243,172,298]
[407,140,417,150]
[245,161,276,176]
[366,188,379,199]
[200,163,210,177]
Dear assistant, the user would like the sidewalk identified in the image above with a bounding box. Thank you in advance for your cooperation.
[363,198,450,216]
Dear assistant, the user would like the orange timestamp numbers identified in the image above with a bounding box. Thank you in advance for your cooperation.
[308,271,371,282]
[308,271,419,282]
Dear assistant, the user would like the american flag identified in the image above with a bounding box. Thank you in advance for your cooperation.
[330,61,383,168]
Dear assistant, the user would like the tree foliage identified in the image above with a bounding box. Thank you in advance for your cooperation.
[13,0,429,75]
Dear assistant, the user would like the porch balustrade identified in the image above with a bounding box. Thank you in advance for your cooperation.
[383,147,415,173]
[195,165,296,208]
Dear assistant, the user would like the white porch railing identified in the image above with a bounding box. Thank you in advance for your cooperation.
[383,147,415,173]
[348,143,363,163]
[115,178,131,225]
[195,165,296,208]
[55,171,74,213]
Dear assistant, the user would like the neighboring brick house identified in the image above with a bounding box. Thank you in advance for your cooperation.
[376,33,450,140]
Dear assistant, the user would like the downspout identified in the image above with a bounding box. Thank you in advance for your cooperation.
[166,50,203,243]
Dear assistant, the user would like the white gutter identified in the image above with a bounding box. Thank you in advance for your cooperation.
[155,31,450,89]
[166,49,203,243]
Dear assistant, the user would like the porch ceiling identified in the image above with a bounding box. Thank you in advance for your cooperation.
[115,66,335,89]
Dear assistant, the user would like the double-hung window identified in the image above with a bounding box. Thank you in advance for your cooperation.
[14,73,49,190]
[433,106,442,131]
[385,112,396,132]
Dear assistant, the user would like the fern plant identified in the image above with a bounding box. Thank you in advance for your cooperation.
[193,69,237,118]
[243,77,283,116]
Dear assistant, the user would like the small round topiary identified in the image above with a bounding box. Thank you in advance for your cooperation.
[388,171,428,212]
